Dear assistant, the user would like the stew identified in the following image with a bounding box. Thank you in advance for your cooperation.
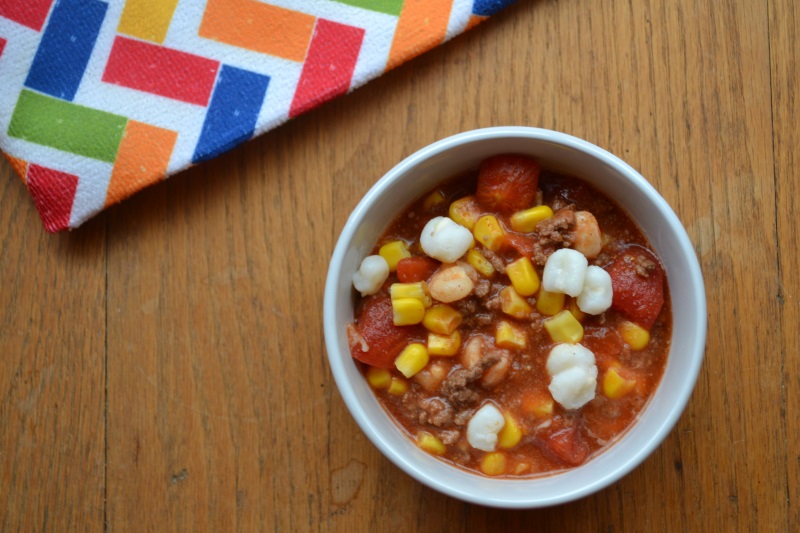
[347,155,671,477]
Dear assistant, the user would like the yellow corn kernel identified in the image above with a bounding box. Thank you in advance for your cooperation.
[473,215,506,251]
[392,298,426,326]
[387,377,409,395]
[498,413,522,449]
[620,321,651,350]
[510,205,554,233]
[422,304,463,335]
[499,286,533,319]
[427,331,462,356]
[537,288,565,316]
[495,321,527,350]
[567,298,586,322]
[395,343,429,378]
[603,367,637,399]
[522,391,554,417]
[467,248,496,278]
[481,452,507,476]
[379,240,411,271]
[390,282,432,308]
[365,367,391,389]
[417,431,446,455]
[449,196,482,229]
[423,190,446,210]
[544,309,584,343]
[530,399,554,417]
[506,257,540,297]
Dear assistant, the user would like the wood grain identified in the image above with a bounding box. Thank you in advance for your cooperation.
[1,0,797,530]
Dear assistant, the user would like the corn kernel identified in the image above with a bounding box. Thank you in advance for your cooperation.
[395,343,429,378]
[387,377,409,395]
[379,240,411,271]
[499,286,533,319]
[392,298,426,326]
[422,304,463,335]
[473,215,506,251]
[506,257,540,296]
[544,310,584,343]
[567,298,586,322]
[449,196,482,229]
[365,367,391,389]
[481,452,507,476]
[417,432,446,455]
[522,391,554,417]
[537,288,565,316]
[427,330,461,356]
[620,321,651,350]
[510,205,554,233]
[495,321,527,350]
[603,367,637,399]
[498,413,522,449]
[423,190,446,210]
[390,282,432,308]
[467,248,496,278]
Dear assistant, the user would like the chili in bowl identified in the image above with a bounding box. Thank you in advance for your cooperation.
[323,127,706,508]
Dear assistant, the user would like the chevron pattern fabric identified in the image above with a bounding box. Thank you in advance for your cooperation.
[0,0,516,232]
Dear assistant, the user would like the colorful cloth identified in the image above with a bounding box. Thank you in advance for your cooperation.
[0,0,515,232]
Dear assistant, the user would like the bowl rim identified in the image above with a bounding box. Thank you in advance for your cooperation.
[323,126,707,508]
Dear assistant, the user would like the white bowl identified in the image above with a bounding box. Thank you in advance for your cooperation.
[323,127,706,508]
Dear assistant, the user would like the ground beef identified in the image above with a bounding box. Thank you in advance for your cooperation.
[481,249,506,274]
[474,278,491,298]
[438,429,461,445]
[530,207,577,265]
[402,393,455,427]
[454,298,478,317]
[440,352,501,407]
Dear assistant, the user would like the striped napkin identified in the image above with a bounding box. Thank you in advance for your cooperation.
[0,0,515,232]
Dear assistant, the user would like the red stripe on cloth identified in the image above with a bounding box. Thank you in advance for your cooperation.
[289,19,364,118]
[0,0,53,31]
[0,38,6,58]
[102,36,220,106]
[26,164,78,232]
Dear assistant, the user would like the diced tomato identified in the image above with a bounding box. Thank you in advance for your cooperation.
[396,256,440,283]
[504,232,537,258]
[605,246,665,329]
[349,294,423,368]
[582,326,623,370]
[543,426,590,466]
[476,155,541,214]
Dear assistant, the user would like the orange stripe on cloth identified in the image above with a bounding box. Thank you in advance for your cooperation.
[105,121,177,207]
[117,0,179,43]
[386,0,454,71]
[199,0,316,62]
[466,14,487,31]
[3,153,29,184]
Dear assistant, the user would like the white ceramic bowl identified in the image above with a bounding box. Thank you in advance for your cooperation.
[323,127,706,508]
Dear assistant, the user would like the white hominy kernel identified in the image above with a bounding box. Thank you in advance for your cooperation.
[420,216,474,263]
[546,343,598,410]
[352,255,390,296]
[542,248,589,297]
[577,265,613,315]
[466,403,505,452]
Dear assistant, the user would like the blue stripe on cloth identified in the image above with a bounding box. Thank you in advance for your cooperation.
[192,65,270,163]
[472,0,516,17]
[24,0,108,101]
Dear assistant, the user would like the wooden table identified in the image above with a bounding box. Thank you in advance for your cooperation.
[1,0,797,530]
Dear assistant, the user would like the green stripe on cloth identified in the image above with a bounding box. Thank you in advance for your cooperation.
[8,90,127,163]
[333,0,404,16]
